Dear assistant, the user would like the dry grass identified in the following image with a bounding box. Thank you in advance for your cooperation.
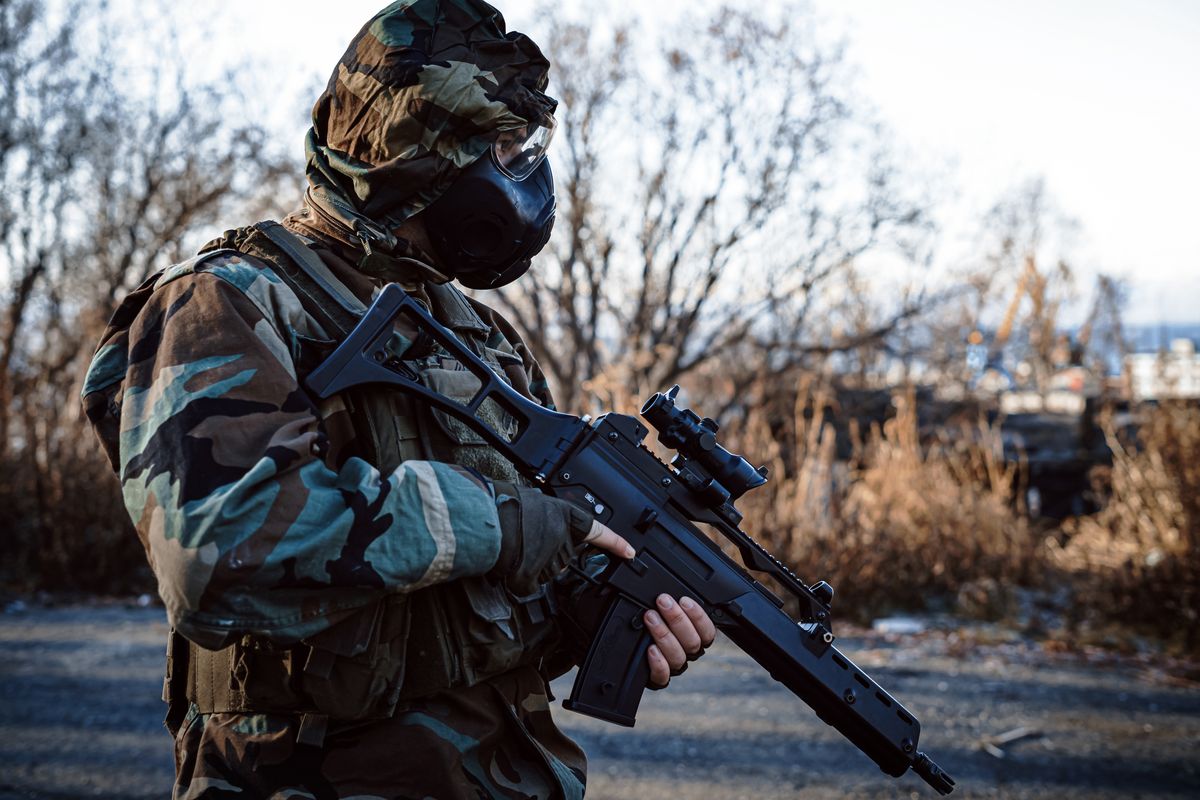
[721,377,1198,650]
[732,379,1038,620]
[1050,402,1200,649]
[0,406,145,595]
[4,357,1196,652]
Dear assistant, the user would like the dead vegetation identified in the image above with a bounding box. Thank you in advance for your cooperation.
[730,378,1039,620]
[1051,402,1200,650]
[719,375,1197,650]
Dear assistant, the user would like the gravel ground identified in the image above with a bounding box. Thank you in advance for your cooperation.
[1,602,1198,799]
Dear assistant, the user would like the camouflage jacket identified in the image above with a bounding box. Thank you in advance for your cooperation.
[83,219,588,798]
[82,222,554,651]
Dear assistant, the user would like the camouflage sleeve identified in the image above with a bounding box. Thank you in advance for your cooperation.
[119,270,502,650]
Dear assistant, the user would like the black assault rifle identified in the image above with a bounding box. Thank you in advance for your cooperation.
[305,284,955,795]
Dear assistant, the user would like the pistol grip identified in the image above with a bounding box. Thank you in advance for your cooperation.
[563,594,652,727]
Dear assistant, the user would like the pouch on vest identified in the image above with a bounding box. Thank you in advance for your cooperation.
[419,363,523,481]
[296,593,412,718]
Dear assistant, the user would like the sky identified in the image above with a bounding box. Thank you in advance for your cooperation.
[813,0,1200,325]
[217,0,1200,325]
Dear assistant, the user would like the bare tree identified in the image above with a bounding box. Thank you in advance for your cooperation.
[493,3,934,412]
[913,177,1085,393]
[0,0,90,459]
[0,0,297,590]
[1074,273,1128,385]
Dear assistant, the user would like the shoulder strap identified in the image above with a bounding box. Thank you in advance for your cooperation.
[252,220,366,338]
[426,281,491,339]
[245,221,411,472]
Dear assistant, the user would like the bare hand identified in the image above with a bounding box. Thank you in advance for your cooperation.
[577,523,717,687]
[580,519,636,560]
[644,593,717,688]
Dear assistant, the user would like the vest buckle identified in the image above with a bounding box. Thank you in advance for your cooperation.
[507,581,558,626]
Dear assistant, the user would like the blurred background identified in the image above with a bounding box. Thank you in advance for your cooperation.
[1,1,1197,798]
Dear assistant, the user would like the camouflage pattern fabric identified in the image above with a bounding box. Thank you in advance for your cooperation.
[83,247,515,649]
[83,228,584,798]
[305,0,557,269]
[173,669,585,800]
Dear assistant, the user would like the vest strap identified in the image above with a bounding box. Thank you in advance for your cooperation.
[426,281,491,338]
[254,220,366,331]
[163,629,191,735]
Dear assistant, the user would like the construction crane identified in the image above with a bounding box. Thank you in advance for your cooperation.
[967,254,1074,392]
[967,255,1039,388]
[1074,275,1123,356]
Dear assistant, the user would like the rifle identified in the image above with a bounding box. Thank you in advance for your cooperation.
[305,284,956,795]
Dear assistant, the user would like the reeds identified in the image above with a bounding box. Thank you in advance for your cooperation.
[733,379,1037,620]
[725,376,1197,649]
[1050,402,1199,649]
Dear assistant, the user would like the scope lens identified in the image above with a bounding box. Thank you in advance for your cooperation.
[640,392,665,416]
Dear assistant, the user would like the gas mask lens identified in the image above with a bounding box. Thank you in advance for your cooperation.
[492,113,556,180]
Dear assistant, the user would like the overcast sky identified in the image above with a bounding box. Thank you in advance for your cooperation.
[222,0,1199,325]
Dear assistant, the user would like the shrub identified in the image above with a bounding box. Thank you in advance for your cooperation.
[1051,402,1200,650]
[733,381,1039,621]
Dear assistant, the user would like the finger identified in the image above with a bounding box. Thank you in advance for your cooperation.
[582,520,635,560]
[646,643,670,688]
[655,594,703,656]
[679,596,717,648]
[644,608,687,671]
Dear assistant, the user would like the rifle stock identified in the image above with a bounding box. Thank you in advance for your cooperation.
[305,284,956,795]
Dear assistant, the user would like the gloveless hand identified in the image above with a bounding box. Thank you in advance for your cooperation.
[580,519,718,689]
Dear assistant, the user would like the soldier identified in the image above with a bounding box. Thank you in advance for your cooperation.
[81,1,715,798]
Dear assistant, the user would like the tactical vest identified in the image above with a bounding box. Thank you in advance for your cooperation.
[143,222,565,741]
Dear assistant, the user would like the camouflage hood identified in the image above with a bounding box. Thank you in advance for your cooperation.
[304,0,557,265]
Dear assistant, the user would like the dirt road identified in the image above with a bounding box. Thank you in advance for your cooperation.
[1,602,1197,799]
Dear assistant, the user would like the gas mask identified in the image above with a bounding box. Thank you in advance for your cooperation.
[422,118,557,290]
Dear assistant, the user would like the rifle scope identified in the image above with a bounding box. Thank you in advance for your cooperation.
[641,385,768,501]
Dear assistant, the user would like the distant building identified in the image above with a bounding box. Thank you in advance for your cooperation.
[1125,339,1200,401]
